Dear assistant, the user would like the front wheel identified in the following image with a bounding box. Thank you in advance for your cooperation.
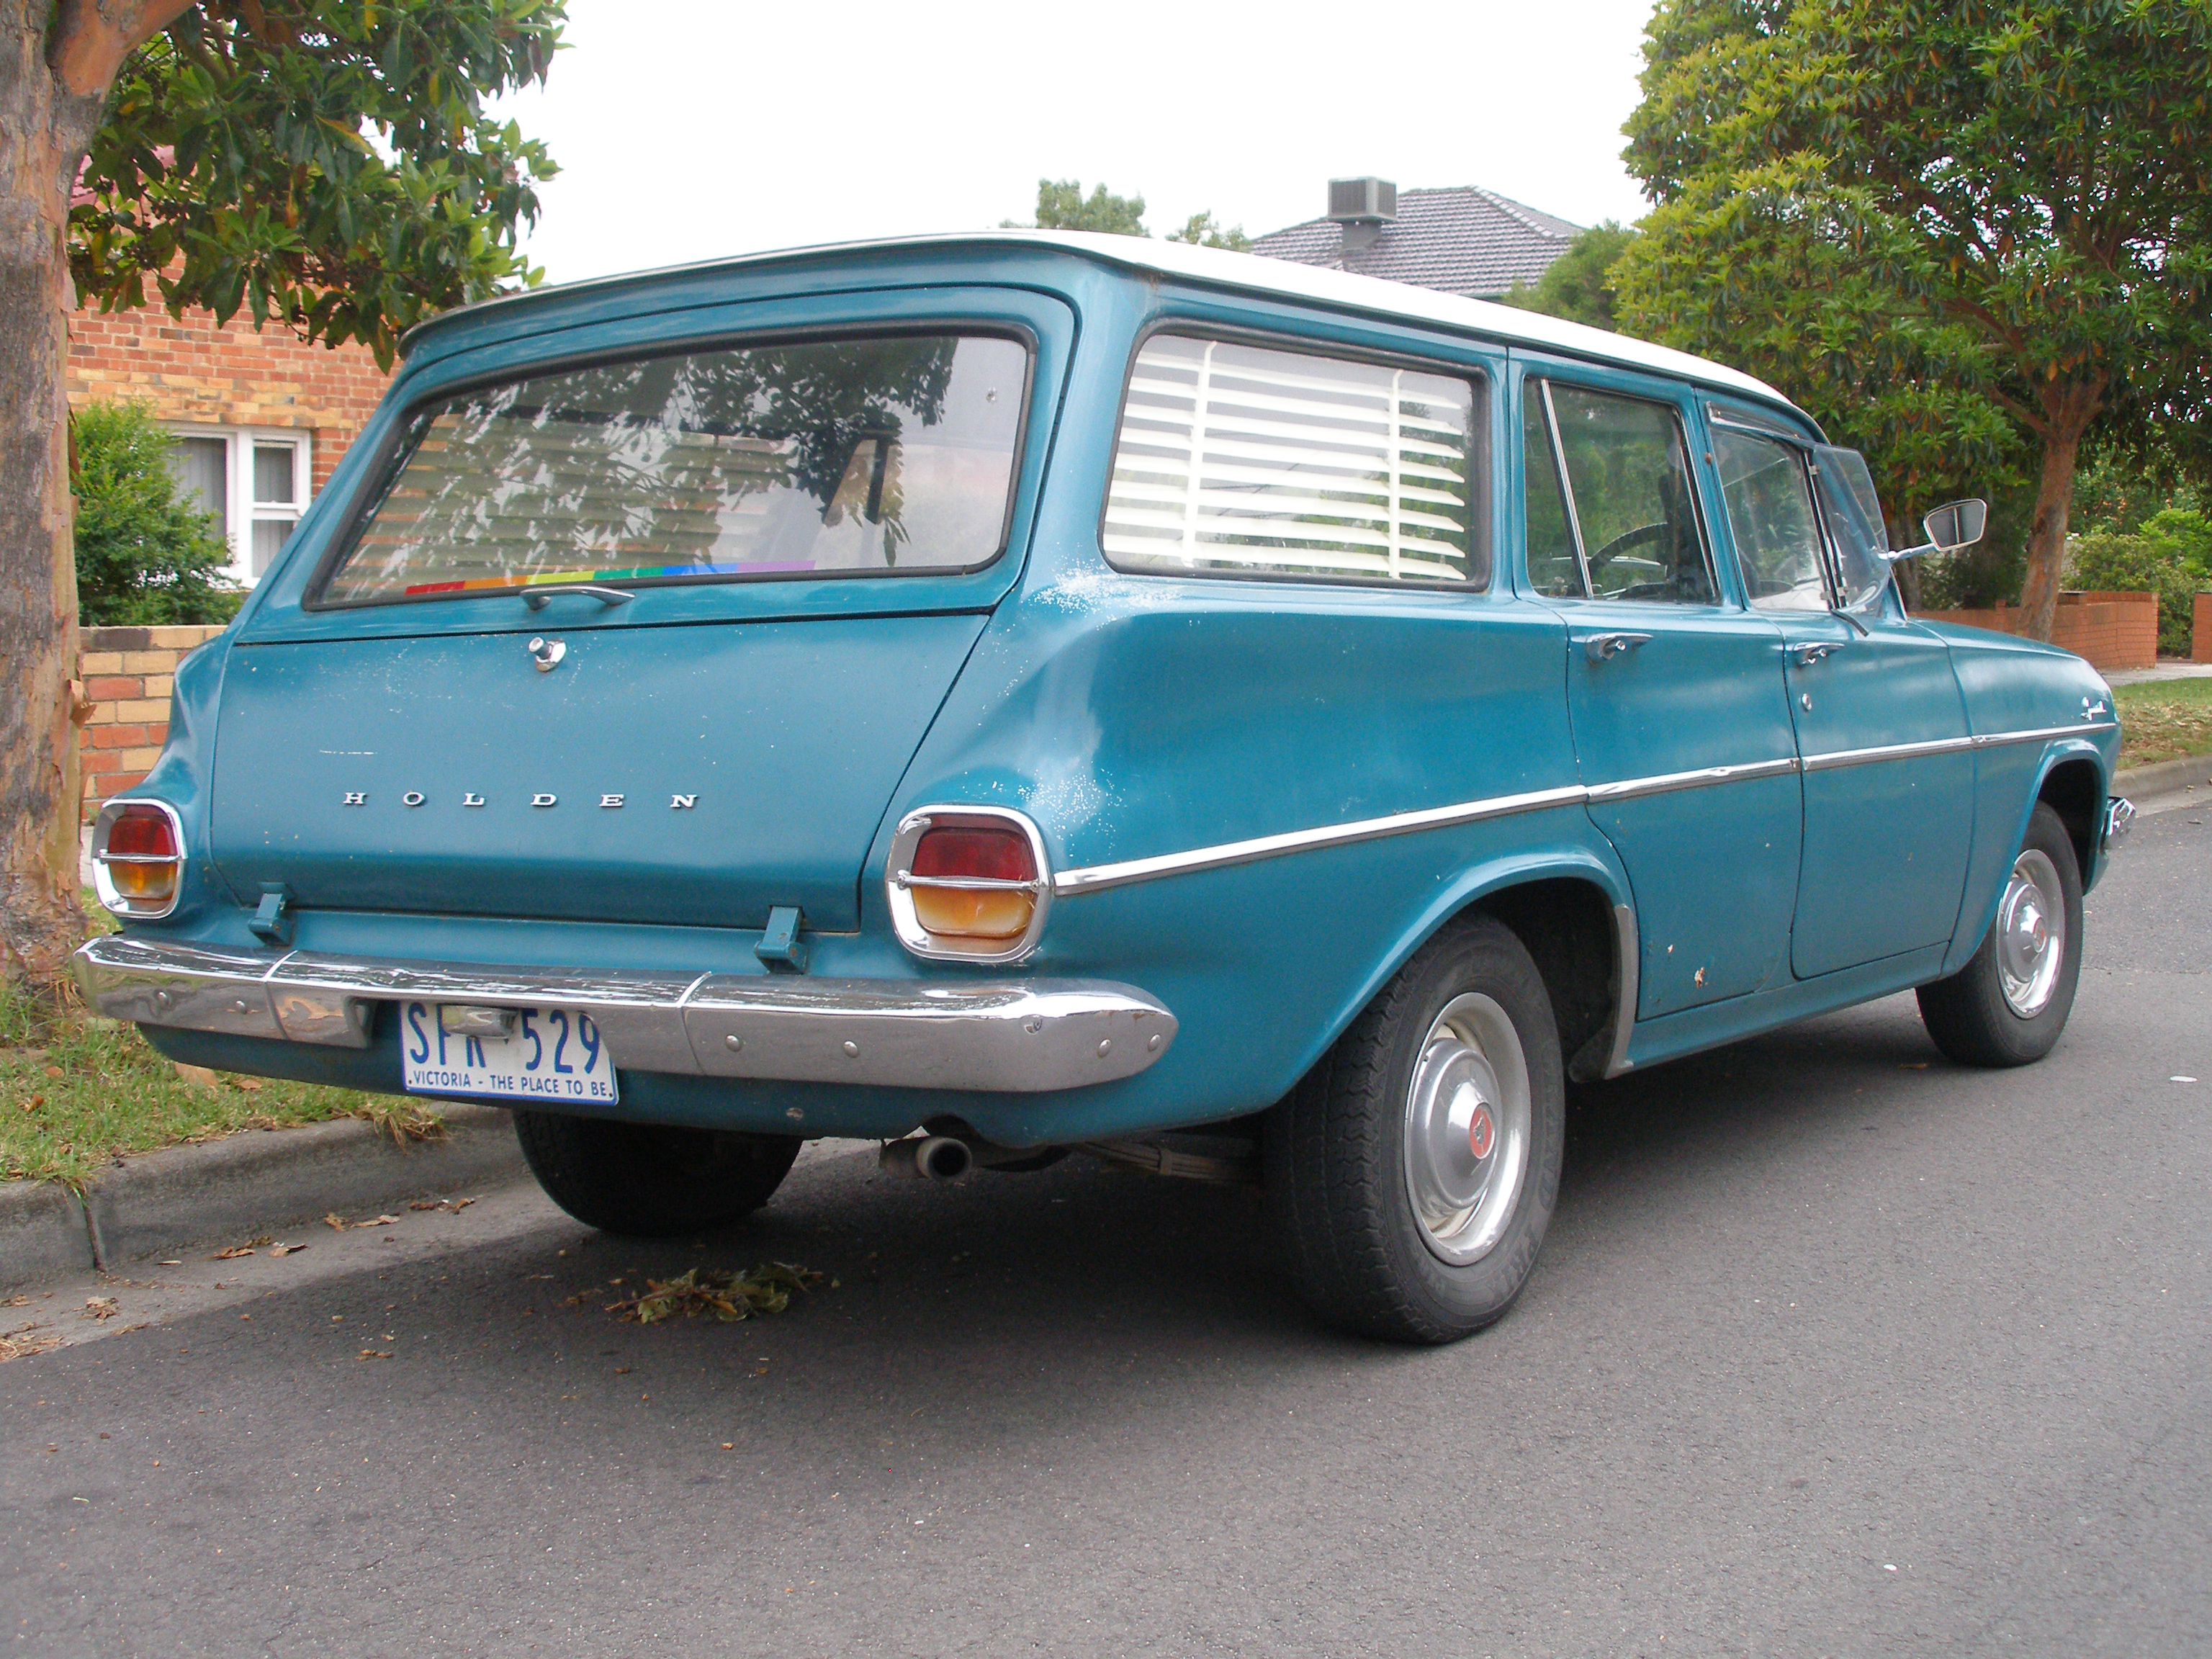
[1917,801,2083,1067]
[513,1112,801,1237]
[1264,914,1565,1344]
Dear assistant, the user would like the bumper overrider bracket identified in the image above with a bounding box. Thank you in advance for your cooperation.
[71,935,1177,1094]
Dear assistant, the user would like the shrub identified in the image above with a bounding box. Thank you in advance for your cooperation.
[2068,512,2211,657]
[72,402,243,626]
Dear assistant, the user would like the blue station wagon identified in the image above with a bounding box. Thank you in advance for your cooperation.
[76,233,2132,1343]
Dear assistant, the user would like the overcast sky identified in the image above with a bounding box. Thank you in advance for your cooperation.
[498,0,1662,284]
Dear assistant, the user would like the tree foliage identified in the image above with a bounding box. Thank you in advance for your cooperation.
[1614,0,2212,638]
[1009,179,1247,248]
[72,1,562,368]
[1500,220,1637,331]
[71,400,241,625]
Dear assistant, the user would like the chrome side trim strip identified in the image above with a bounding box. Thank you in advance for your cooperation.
[1051,785,1590,896]
[71,936,1177,1094]
[1585,755,1799,803]
[1052,720,2114,898]
[1798,734,1978,773]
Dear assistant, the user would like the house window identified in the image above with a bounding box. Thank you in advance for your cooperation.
[164,427,312,582]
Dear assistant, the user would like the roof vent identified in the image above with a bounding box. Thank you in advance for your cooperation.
[1326,178,1397,251]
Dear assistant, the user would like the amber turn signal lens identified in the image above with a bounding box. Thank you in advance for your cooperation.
[909,824,1037,942]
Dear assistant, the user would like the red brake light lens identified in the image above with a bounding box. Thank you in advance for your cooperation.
[912,827,1037,884]
[907,824,1040,944]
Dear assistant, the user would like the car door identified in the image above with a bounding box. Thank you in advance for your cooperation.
[1518,362,1800,1018]
[1704,410,1974,977]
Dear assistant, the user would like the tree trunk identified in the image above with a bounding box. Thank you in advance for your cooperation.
[0,9,99,990]
[0,0,192,991]
[2015,381,2105,644]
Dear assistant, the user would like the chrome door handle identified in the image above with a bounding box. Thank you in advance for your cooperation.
[523,584,634,611]
[1585,632,1653,664]
[1793,642,1845,667]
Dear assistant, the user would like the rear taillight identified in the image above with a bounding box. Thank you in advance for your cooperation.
[887,808,1051,961]
[93,799,184,919]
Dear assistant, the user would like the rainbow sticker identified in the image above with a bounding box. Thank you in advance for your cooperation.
[403,559,817,597]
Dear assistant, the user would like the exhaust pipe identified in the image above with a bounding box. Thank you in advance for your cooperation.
[879,1135,973,1181]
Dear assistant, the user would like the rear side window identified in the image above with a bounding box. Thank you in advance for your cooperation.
[1524,380,1714,605]
[1102,335,1489,588]
[315,333,1028,606]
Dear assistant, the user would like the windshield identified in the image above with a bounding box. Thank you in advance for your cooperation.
[316,333,1028,606]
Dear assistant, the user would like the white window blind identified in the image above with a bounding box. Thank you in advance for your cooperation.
[1103,335,1483,585]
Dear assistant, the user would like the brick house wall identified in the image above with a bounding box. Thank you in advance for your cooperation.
[67,300,391,495]
[1913,590,2159,672]
[79,624,228,821]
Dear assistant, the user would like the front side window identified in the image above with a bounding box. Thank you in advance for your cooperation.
[1527,382,1714,604]
[1102,335,1488,588]
[1813,444,1892,610]
[317,333,1027,606]
[1714,428,1829,611]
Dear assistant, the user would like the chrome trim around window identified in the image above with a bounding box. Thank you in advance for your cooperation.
[885,804,1053,963]
[89,797,187,921]
[70,935,1176,1094]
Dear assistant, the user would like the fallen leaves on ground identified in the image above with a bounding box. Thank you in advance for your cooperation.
[354,1215,400,1229]
[407,1196,475,1213]
[606,1263,825,1325]
[0,1323,60,1362]
[323,1213,346,1231]
[171,1063,220,1089]
[81,1298,117,1321]
[267,1242,306,1256]
[356,1349,391,1361]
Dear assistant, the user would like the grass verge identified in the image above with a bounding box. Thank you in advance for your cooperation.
[3,907,436,1188]
[2115,677,2212,770]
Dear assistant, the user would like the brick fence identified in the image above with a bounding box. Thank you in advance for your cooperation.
[78,624,226,822]
[2198,594,2212,664]
[1914,590,2160,672]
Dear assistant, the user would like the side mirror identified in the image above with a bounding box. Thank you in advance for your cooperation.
[1921,498,1987,553]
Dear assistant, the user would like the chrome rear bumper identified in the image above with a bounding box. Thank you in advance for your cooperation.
[2105,795,2136,850]
[71,935,1177,1094]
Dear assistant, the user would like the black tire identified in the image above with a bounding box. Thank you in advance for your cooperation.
[1264,914,1565,1344]
[513,1111,801,1236]
[1917,801,2084,1068]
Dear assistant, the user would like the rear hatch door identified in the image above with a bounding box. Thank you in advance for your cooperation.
[209,287,1070,930]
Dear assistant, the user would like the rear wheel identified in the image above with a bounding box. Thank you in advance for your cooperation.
[513,1112,801,1236]
[1264,914,1565,1344]
[1917,801,2083,1067]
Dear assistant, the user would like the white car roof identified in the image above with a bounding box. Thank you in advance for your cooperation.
[408,229,1804,419]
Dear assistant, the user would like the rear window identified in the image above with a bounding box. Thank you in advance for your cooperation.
[315,333,1028,606]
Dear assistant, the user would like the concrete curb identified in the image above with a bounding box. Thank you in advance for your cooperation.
[1,1104,526,1286]
[0,1182,92,1292]
[2113,754,2212,802]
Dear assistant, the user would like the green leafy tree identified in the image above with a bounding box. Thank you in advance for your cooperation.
[0,0,561,990]
[1614,0,2212,642]
[1500,220,1637,331]
[71,401,241,624]
[1007,181,1247,248]
[1020,179,1147,237]
[1166,210,1249,252]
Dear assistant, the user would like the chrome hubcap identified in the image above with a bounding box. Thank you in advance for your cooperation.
[1402,993,1532,1266]
[1996,848,2066,1018]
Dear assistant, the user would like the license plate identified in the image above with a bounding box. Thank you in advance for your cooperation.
[399,1002,619,1105]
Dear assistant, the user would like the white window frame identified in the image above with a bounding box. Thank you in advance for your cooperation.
[164,423,313,585]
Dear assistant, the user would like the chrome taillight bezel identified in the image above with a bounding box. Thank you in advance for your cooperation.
[886,805,1052,963]
[90,797,186,920]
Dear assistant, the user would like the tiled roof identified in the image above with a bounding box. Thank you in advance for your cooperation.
[1249,186,1581,299]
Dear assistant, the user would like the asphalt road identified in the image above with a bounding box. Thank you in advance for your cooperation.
[5,806,2210,1658]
